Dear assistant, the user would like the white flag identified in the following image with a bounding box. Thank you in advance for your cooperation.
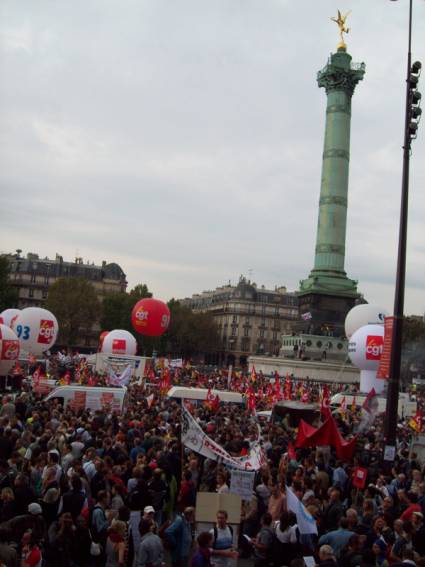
[286,486,317,535]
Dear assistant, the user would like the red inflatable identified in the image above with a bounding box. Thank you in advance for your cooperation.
[98,330,109,351]
[131,298,170,337]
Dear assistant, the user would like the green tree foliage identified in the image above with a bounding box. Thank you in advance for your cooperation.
[159,300,221,357]
[46,278,101,347]
[100,283,152,333]
[100,289,220,357]
[0,255,18,312]
[401,316,425,383]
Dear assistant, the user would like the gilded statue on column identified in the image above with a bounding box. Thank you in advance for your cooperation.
[331,10,351,49]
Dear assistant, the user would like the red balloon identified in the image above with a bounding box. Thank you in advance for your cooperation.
[98,330,109,351]
[131,298,170,337]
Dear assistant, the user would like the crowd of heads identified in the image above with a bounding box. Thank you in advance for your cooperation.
[0,360,423,567]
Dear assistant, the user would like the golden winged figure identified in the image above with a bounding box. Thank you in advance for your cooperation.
[331,9,351,48]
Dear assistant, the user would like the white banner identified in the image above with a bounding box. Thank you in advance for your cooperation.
[181,405,264,471]
[230,470,255,500]
[108,364,132,386]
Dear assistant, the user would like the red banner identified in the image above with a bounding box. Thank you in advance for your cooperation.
[377,316,394,379]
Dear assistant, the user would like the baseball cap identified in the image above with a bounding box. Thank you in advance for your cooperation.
[28,502,42,515]
[144,506,155,514]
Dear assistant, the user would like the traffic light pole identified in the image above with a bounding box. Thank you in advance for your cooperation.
[384,0,421,461]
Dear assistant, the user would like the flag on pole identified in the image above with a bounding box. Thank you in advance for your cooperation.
[409,410,423,433]
[286,486,318,535]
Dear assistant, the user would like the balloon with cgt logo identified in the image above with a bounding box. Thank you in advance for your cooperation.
[348,324,385,394]
[0,308,21,328]
[12,307,58,355]
[0,324,20,376]
[131,298,170,337]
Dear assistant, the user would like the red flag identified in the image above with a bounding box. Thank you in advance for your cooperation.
[362,388,377,413]
[351,396,357,413]
[295,416,357,460]
[409,410,423,433]
[274,373,282,401]
[251,366,257,383]
[247,390,256,414]
[211,394,220,412]
[284,375,291,401]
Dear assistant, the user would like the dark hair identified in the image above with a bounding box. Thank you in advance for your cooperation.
[97,490,108,503]
[279,511,292,532]
[197,531,213,548]
[71,475,82,491]
[184,470,192,481]
[262,512,272,526]
[139,518,152,536]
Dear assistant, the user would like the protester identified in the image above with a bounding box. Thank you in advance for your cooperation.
[136,518,164,567]
[0,357,423,567]
[164,507,195,567]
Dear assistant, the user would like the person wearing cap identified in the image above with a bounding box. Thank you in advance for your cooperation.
[142,506,158,533]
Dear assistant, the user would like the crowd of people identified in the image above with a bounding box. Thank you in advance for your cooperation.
[0,359,423,567]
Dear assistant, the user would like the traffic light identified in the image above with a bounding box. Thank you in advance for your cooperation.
[408,61,422,142]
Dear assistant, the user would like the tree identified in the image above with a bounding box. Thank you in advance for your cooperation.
[401,316,425,384]
[100,283,154,352]
[160,300,221,358]
[46,278,101,347]
[0,255,18,312]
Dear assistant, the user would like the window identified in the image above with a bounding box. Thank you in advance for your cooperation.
[244,327,249,337]
[316,341,322,348]
[259,329,265,338]
[29,288,34,298]
[30,273,36,283]
[273,332,277,341]
[42,289,48,299]
[231,326,237,336]
[261,305,266,315]
[232,315,237,323]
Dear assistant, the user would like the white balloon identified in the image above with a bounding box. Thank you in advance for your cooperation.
[345,304,389,339]
[348,324,385,371]
[13,307,59,355]
[101,329,137,356]
[0,324,20,376]
[0,308,21,328]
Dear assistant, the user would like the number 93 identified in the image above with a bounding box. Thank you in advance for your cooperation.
[16,324,30,340]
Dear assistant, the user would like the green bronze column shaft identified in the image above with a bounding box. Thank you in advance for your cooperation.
[300,47,365,296]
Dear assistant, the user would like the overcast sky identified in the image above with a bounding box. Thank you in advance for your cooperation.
[0,0,424,315]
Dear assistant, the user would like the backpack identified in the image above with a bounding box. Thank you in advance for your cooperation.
[212,525,234,548]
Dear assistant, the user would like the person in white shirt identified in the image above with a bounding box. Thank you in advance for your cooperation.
[82,448,97,481]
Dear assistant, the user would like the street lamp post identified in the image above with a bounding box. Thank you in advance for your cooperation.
[383,0,422,462]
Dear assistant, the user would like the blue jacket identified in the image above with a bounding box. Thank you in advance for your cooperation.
[164,514,192,560]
